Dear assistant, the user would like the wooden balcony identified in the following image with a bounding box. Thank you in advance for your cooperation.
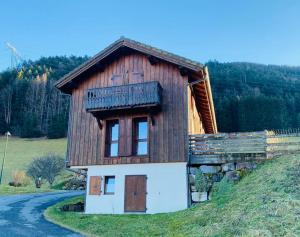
[85,81,162,115]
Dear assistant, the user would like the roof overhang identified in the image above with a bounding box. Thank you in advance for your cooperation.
[189,67,218,134]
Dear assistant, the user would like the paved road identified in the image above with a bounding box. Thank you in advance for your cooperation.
[0,191,85,237]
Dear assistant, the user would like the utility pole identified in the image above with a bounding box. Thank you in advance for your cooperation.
[0,131,11,185]
[5,42,23,69]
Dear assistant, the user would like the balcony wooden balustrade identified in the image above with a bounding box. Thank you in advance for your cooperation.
[85,81,162,115]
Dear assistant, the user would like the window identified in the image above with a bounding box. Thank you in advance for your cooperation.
[104,176,115,194]
[133,118,148,155]
[105,120,119,157]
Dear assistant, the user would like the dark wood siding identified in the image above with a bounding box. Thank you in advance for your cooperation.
[68,52,194,166]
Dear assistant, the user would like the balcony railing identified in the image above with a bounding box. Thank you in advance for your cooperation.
[85,81,162,112]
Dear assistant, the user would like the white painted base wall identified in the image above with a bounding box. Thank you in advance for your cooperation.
[82,162,188,214]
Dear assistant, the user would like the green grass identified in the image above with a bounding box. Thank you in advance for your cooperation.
[45,154,300,237]
[0,136,67,194]
[0,184,54,195]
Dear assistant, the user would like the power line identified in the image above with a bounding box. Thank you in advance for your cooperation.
[5,42,24,69]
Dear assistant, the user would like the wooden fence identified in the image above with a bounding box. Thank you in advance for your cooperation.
[189,130,300,164]
[267,130,300,157]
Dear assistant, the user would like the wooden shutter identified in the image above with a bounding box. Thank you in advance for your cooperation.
[119,117,132,157]
[125,118,132,156]
[89,176,101,195]
[119,118,126,156]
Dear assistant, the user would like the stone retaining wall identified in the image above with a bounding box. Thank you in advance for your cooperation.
[188,131,300,204]
[189,161,258,203]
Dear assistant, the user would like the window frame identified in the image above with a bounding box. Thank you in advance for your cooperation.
[104,176,115,195]
[133,117,149,156]
[105,119,120,157]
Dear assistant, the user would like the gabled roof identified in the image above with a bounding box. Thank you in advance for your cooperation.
[55,37,204,92]
[55,37,217,134]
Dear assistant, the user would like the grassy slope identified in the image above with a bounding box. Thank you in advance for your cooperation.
[0,136,67,194]
[45,154,300,237]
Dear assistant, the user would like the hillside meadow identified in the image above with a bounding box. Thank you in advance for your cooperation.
[0,136,67,194]
[46,154,300,237]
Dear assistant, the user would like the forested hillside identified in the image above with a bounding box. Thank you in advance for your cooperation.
[208,61,300,132]
[0,56,88,138]
[0,57,299,137]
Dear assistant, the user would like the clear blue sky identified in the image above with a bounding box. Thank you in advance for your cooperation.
[0,0,299,70]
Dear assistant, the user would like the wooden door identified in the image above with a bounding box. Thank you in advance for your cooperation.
[124,175,147,212]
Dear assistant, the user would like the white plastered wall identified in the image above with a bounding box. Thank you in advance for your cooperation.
[83,162,188,214]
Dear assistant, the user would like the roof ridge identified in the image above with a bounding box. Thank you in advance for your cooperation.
[55,37,204,90]
[121,37,203,68]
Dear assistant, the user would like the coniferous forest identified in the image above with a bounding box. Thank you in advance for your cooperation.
[0,57,299,138]
[0,56,88,138]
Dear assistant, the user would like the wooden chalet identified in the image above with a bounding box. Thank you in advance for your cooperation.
[55,37,217,214]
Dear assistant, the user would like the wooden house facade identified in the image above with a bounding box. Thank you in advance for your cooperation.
[55,38,217,214]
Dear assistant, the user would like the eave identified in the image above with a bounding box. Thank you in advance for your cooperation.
[190,67,218,134]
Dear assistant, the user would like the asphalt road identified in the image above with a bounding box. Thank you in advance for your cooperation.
[0,191,85,237]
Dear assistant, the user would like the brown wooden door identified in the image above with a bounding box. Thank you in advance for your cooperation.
[124,175,147,212]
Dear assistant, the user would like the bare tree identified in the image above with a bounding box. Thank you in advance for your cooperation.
[0,85,13,127]
[27,154,65,187]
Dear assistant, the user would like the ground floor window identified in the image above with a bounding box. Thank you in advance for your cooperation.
[104,176,115,194]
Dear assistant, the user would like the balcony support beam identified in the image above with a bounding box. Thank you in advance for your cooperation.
[96,117,103,130]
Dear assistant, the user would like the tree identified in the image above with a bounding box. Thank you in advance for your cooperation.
[20,113,43,138]
[27,154,65,187]
[296,113,300,128]
[208,61,300,132]
[0,56,87,137]
[47,114,68,139]
[27,157,44,187]
[41,154,65,186]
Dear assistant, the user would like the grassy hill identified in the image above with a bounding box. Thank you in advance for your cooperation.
[46,154,300,237]
[0,136,67,194]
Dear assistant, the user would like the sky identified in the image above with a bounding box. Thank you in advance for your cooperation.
[0,0,300,71]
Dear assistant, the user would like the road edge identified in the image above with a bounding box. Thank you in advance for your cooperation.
[43,208,92,237]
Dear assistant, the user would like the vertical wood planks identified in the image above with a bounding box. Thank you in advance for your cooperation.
[68,52,198,166]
